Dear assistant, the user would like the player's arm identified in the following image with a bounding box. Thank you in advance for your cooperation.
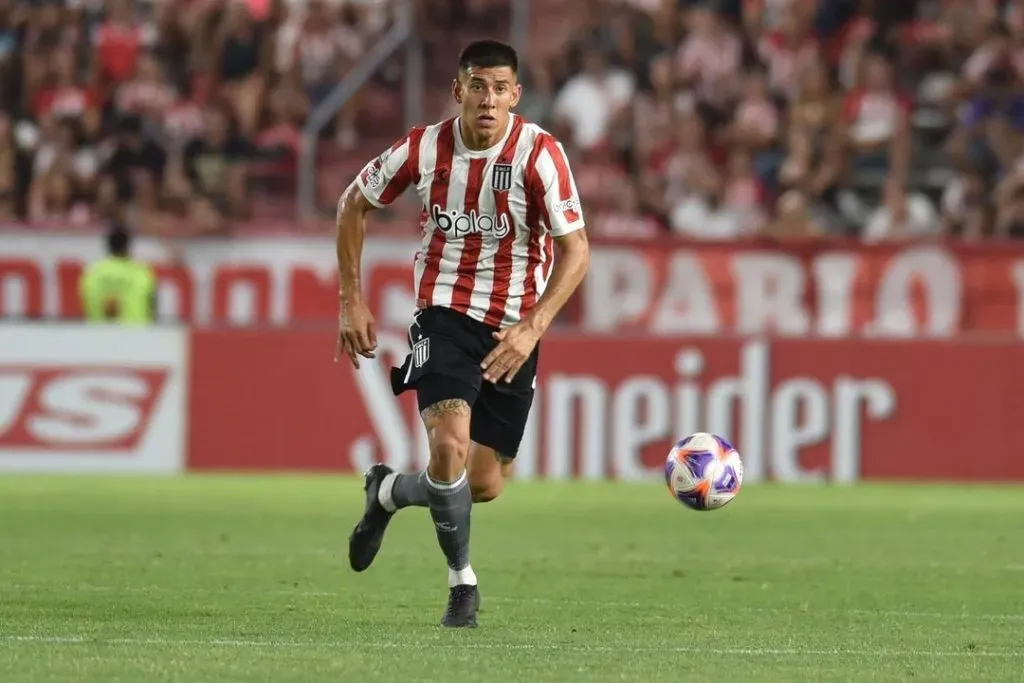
[481,137,590,384]
[334,132,419,367]
[525,229,589,334]
[335,183,377,311]
[523,136,589,334]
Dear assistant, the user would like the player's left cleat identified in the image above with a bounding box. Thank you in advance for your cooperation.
[348,464,395,572]
[440,584,479,628]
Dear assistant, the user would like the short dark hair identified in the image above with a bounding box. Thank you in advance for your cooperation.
[458,40,518,73]
[107,222,131,256]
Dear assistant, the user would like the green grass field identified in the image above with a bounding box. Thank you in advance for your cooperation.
[2,477,1023,683]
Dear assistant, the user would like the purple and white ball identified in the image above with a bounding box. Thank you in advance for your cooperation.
[664,432,744,511]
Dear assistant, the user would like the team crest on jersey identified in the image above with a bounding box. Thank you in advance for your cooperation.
[412,337,431,369]
[364,148,391,189]
[364,165,383,189]
[491,164,513,192]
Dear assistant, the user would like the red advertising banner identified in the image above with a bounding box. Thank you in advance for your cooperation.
[187,329,1024,483]
[4,231,1024,338]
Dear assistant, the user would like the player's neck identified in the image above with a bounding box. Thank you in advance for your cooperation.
[458,116,509,152]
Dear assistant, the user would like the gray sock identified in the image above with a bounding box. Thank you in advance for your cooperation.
[391,471,430,508]
[425,472,472,570]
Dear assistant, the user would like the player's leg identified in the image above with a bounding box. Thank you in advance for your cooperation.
[465,345,537,502]
[416,377,480,627]
[348,309,468,572]
[377,441,513,509]
[467,442,515,503]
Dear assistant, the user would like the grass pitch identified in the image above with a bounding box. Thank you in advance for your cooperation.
[1,477,1023,683]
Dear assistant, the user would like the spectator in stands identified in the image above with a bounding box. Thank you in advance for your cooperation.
[28,118,89,224]
[993,158,1024,237]
[952,21,1024,175]
[165,104,252,232]
[114,51,177,134]
[632,52,693,173]
[517,62,555,129]
[863,177,939,242]
[756,1,819,102]
[841,50,911,184]
[591,180,662,239]
[940,165,989,239]
[766,188,821,238]
[212,0,268,137]
[778,61,844,228]
[34,47,102,139]
[724,67,782,187]
[742,0,817,40]
[251,84,305,189]
[722,148,768,234]
[276,0,364,149]
[553,47,635,153]
[676,4,743,125]
[0,111,16,221]
[98,115,166,222]
[663,114,723,235]
[0,0,17,111]
[91,0,145,89]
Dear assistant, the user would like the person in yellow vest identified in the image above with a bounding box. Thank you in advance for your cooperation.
[79,223,157,324]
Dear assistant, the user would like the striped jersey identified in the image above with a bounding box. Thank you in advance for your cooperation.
[355,114,585,328]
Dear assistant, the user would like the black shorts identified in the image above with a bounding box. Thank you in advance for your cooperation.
[389,306,538,458]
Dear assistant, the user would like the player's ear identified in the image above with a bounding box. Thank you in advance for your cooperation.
[510,83,522,108]
[451,78,462,104]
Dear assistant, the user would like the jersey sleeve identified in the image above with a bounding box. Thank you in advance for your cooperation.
[531,136,585,237]
[355,131,419,207]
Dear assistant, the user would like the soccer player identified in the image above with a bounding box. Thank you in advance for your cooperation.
[335,40,590,628]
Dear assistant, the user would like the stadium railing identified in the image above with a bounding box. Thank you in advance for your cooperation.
[296,0,532,221]
[296,0,421,220]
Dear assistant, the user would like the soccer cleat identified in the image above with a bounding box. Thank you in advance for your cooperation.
[440,584,479,628]
[348,464,395,572]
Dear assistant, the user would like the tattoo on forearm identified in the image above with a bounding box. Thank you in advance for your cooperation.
[421,398,471,421]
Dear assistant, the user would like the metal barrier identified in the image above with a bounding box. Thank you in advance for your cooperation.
[296,0,418,219]
[510,0,530,57]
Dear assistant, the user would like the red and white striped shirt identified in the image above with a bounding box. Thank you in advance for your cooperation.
[355,115,585,328]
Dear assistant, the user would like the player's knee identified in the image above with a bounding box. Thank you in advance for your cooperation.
[428,433,470,481]
[422,398,471,481]
[470,476,504,503]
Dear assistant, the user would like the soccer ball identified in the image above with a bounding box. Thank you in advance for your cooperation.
[664,432,744,511]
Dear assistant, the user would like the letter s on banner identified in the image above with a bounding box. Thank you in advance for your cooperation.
[0,324,187,474]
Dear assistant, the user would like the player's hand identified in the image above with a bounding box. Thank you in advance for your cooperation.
[335,297,377,369]
[481,321,543,384]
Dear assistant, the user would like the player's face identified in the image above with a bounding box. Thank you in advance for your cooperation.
[453,66,521,140]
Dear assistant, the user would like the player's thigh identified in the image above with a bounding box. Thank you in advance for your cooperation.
[469,380,534,465]
[416,373,476,449]
[396,311,483,475]
[467,340,538,459]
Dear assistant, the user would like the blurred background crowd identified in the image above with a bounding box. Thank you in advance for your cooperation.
[2,0,1023,241]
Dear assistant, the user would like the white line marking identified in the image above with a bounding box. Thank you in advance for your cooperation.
[0,636,1020,658]
[5,585,1022,622]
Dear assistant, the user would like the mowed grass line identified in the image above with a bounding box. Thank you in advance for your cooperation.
[1,476,1023,683]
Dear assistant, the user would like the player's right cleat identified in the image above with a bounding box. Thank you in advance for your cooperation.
[348,464,395,572]
[440,584,479,628]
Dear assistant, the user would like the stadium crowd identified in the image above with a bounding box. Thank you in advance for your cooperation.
[0,0,392,231]
[2,0,1023,241]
